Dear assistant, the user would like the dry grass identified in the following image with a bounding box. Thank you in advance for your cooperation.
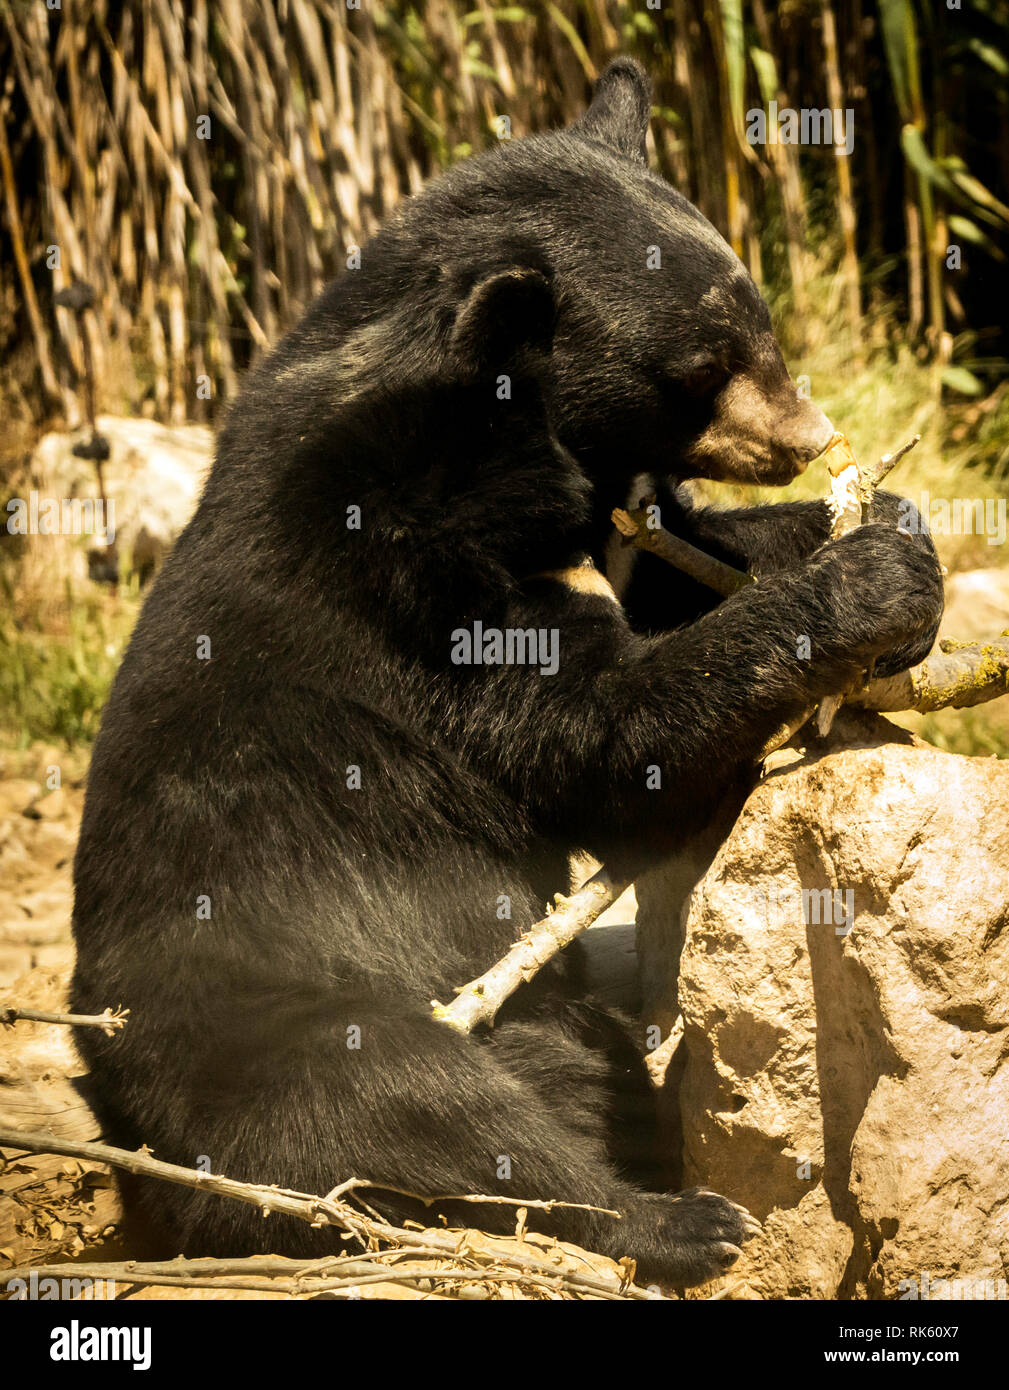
[3,1,1005,428]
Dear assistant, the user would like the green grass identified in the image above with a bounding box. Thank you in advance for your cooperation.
[894,702,1009,758]
[0,568,139,749]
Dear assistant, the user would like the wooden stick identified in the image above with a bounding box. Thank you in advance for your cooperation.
[611,503,754,598]
[431,866,627,1032]
[0,1126,654,1300]
[325,1177,619,1217]
[0,1005,129,1035]
[816,432,921,734]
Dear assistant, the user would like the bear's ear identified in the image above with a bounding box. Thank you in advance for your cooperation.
[450,267,555,367]
[573,57,652,163]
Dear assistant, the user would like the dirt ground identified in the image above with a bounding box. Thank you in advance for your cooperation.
[0,745,123,1273]
[0,744,88,991]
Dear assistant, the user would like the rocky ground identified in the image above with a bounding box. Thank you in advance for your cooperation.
[638,710,1009,1300]
[0,745,88,991]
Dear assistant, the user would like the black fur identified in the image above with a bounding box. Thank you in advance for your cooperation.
[72,60,943,1286]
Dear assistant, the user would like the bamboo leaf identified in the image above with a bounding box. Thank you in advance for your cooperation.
[718,0,746,125]
[748,45,778,107]
[941,365,985,396]
[949,169,1009,227]
[901,124,959,196]
[878,0,920,124]
[463,7,529,23]
[545,4,595,83]
[462,56,500,83]
[966,37,1009,76]
[948,214,1007,260]
[902,127,1009,229]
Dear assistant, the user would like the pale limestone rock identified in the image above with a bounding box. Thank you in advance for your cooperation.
[637,713,1009,1298]
[16,416,212,591]
[940,569,1009,643]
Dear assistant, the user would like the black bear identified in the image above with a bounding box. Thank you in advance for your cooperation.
[71,59,943,1286]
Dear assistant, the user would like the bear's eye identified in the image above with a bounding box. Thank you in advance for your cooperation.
[682,361,728,397]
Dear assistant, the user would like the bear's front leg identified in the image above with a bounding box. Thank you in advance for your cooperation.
[620,485,939,638]
[445,521,942,870]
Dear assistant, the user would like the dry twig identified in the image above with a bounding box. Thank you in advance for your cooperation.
[0,1005,129,1036]
[611,502,754,596]
[325,1177,619,1217]
[431,866,627,1032]
[0,1126,656,1300]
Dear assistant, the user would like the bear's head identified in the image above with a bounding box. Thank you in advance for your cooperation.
[438,59,833,497]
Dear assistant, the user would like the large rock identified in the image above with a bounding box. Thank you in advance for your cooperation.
[940,569,1009,643]
[637,713,1009,1299]
[12,416,212,591]
[0,964,122,1267]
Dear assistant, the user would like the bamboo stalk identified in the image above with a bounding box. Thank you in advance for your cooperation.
[0,94,61,405]
[820,0,862,362]
[1,0,1002,429]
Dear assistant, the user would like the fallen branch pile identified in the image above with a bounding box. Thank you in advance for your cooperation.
[0,1125,657,1301]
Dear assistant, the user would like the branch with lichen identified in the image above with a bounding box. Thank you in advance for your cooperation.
[848,634,1009,713]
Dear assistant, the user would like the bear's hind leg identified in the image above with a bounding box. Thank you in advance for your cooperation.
[132,999,755,1287]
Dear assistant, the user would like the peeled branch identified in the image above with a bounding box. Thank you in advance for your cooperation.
[815,431,921,734]
[431,867,626,1033]
[610,504,754,596]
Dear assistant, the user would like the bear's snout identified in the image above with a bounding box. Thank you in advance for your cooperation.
[774,395,835,467]
[683,372,834,485]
